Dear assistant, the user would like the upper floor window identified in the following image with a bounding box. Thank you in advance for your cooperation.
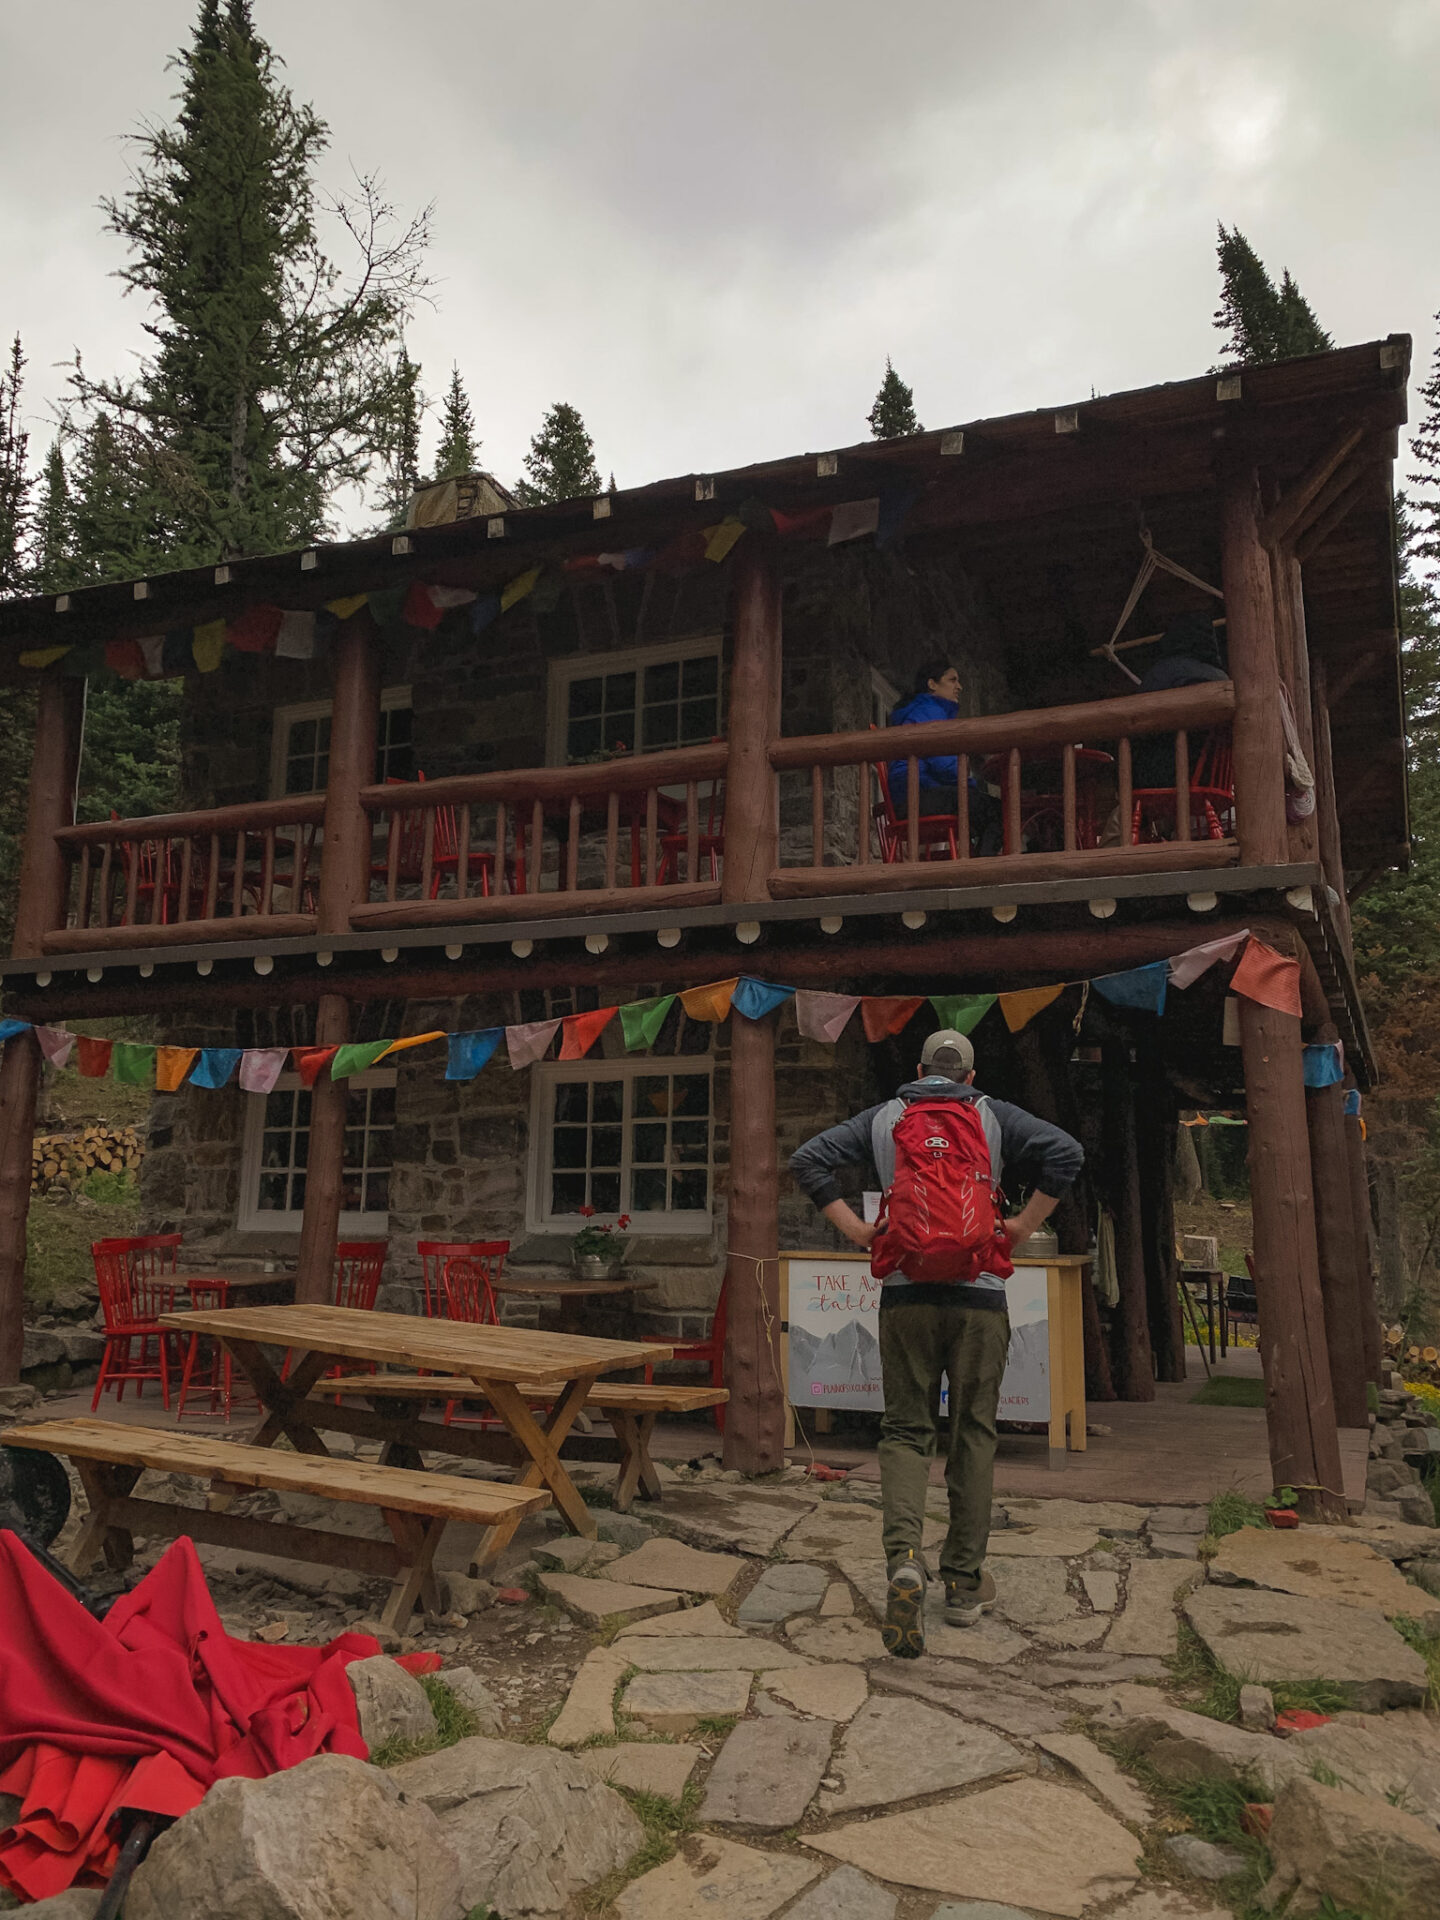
[270,688,415,797]
[546,639,722,765]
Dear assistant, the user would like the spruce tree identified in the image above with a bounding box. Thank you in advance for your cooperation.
[1214,225,1329,367]
[377,347,423,527]
[73,0,429,560]
[1409,317,1440,566]
[0,335,31,594]
[515,402,601,505]
[867,358,921,439]
[433,366,479,480]
[1275,270,1332,358]
[32,441,77,592]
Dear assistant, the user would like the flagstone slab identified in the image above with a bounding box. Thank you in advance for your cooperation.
[931,1907,1039,1920]
[1286,1710,1440,1827]
[1146,1507,1208,1535]
[621,1635,814,1673]
[763,1664,869,1722]
[538,1572,680,1626]
[1315,1517,1440,1561]
[871,1663,1069,1737]
[786,1617,888,1663]
[578,1742,701,1799]
[605,1538,747,1597]
[548,1648,627,1748]
[1111,1894,1231,1920]
[991,1556,1077,1627]
[820,1696,1026,1814]
[988,1528,1100,1558]
[820,1581,855,1615]
[615,1834,819,1920]
[1184,1585,1429,1710]
[1207,1525,1440,1628]
[616,1600,746,1639]
[840,1561,1030,1664]
[701,1717,833,1830]
[659,1487,821,1557]
[806,1778,1142,1915]
[1083,1571,1120,1612]
[1017,1652,1169,1688]
[1032,1617,1109,1648]
[1106,1560,1200,1657]
[622,1669,753,1734]
[782,1866,896,1920]
[1001,1498,1149,1536]
[737,1561,830,1624]
[1035,1731,1155,1825]
[781,1501,945,1565]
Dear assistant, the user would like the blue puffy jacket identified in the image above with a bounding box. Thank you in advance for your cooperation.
[886,690,965,796]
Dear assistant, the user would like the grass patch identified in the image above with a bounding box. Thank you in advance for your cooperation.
[1393,1615,1440,1710]
[579,1483,615,1509]
[1168,1622,1348,1723]
[692,1714,739,1738]
[1191,1376,1266,1409]
[579,1781,702,1913]
[25,1185,143,1304]
[1205,1490,1270,1540]
[369,1673,480,1767]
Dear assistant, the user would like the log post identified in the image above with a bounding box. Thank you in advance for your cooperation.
[1,673,85,1383]
[1101,1035,1155,1401]
[1269,544,1318,867]
[296,617,380,1307]
[1135,1044,1186,1384]
[1239,998,1346,1517]
[1343,1075,1383,1388]
[721,538,784,1472]
[1305,1030,1368,1429]
[1309,660,1353,952]
[1223,467,1288,867]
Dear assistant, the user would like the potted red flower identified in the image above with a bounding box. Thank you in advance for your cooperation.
[571,1208,632,1280]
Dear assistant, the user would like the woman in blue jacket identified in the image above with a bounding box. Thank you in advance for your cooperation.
[886,659,1001,855]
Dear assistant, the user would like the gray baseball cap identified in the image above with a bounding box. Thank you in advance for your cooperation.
[920,1029,975,1078]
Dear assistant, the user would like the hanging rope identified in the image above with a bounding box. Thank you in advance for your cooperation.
[1099,527,1225,686]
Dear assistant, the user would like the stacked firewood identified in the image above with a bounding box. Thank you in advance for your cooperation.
[31,1124,144,1195]
[1385,1323,1439,1383]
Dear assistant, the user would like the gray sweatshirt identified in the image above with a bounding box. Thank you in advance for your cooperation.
[789,1077,1084,1296]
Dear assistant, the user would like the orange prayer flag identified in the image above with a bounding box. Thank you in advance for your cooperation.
[679,978,739,1023]
[860,996,924,1043]
[292,1045,340,1087]
[560,1007,616,1060]
[999,985,1066,1033]
[378,1030,446,1060]
[1229,937,1302,1019]
[155,1047,198,1092]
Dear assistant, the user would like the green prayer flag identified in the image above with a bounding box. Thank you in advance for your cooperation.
[619,995,676,1052]
[928,994,997,1036]
[111,1041,154,1086]
[331,1041,393,1079]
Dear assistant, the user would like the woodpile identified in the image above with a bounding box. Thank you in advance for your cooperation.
[31,1124,144,1195]
[1385,1323,1440,1384]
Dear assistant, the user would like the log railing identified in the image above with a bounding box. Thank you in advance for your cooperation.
[768,681,1239,897]
[46,795,326,952]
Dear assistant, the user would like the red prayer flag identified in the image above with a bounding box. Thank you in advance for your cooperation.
[860,996,925,1043]
[291,1045,340,1087]
[559,1007,616,1060]
[76,1036,113,1078]
[103,640,146,680]
[226,604,284,653]
[1229,937,1303,1019]
[770,505,833,539]
[402,581,445,630]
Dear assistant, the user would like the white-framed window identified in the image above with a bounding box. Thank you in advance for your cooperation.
[546,638,722,765]
[270,687,415,797]
[870,667,900,729]
[527,1059,715,1232]
[238,1070,396,1233]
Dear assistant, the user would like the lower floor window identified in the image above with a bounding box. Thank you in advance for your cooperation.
[239,1071,396,1232]
[532,1064,713,1230]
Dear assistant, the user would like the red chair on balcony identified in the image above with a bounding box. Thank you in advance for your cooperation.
[641,1277,728,1433]
[1132,732,1235,844]
[91,1234,183,1409]
[872,761,960,863]
[656,781,725,885]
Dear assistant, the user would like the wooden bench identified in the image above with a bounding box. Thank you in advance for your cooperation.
[1,1417,550,1629]
[318,1377,730,1511]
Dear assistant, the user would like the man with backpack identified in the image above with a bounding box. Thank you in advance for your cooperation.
[789,1029,1083,1657]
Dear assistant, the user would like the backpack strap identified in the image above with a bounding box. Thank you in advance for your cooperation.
[870,1098,906,1191]
[972,1093,1002,1184]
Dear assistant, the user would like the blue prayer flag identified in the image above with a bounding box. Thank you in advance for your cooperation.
[0,1019,30,1044]
[190,1048,242,1089]
[732,977,796,1022]
[469,593,502,635]
[447,1028,503,1081]
[1343,1088,1361,1117]
[1302,1043,1344,1090]
[1091,961,1168,1016]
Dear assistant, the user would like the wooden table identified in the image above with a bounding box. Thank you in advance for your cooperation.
[172,1270,296,1303]
[493,1274,659,1337]
[155,1303,673,1568]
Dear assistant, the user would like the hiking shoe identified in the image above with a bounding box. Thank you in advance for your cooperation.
[881,1550,927,1659]
[944,1568,996,1627]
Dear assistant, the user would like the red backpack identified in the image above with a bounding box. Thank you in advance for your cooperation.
[870,1098,1014,1285]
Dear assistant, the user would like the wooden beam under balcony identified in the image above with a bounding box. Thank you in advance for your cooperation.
[769,837,1237,900]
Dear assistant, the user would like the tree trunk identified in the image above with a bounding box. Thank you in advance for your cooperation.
[1102,1037,1155,1401]
[1136,1046,1186,1383]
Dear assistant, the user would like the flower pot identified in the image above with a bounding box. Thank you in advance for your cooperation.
[573,1256,623,1282]
[1264,1508,1300,1528]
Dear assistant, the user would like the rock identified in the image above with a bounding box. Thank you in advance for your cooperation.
[1147,1534,1201,1559]
[347,1654,437,1751]
[929,1907,1035,1920]
[1368,1458,1412,1495]
[764,1664,869,1722]
[619,1635,814,1672]
[390,1736,642,1920]
[738,1561,829,1623]
[1410,1556,1440,1598]
[1020,1652,1169,1686]
[623,1668,753,1733]
[988,1527,1100,1558]
[1083,1570,1119,1612]
[1034,1732,1154,1824]
[990,1556,1076,1626]
[806,1777,1141,1916]
[1263,1775,1440,1918]
[1238,1683,1276,1731]
[548,1647,627,1748]
[615,1834,819,1920]
[534,1536,606,1574]
[591,1511,655,1550]
[124,1754,463,1920]
[1001,1497,1149,1536]
[429,1666,502,1737]
[1107,1559,1201,1656]
[578,1742,700,1798]
[55,1328,105,1366]
[702,1717,833,1829]
[659,1486,820,1556]
[783,1866,897,1920]
[872,1664,1068,1737]
[1033,1616,1110,1647]
[441,1572,496,1614]
[1092,1684,1299,1790]
[786,1617,887,1662]
[820,1581,854,1615]
[20,1327,63,1369]
[1146,1507,1208,1534]
[0,1383,40,1413]
[1208,1524,1440,1629]
[1287,1709,1440,1827]
[780,1500,945,1565]
[1184,1585,1429,1710]
[606,1538,747,1595]
[14,1896,102,1919]
[615,1600,746,1639]
[1162,1834,1247,1881]
[1397,1488,1438,1526]
[820,1696,1025,1814]
[1110,1893,1231,1920]
[538,1572,681,1625]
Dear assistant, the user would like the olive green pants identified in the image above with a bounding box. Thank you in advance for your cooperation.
[878,1294,1011,1581]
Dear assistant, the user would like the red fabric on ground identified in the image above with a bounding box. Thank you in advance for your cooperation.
[0,1532,380,1901]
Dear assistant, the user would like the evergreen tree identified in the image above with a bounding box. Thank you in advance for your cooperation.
[72,0,430,561]
[1411,314,1440,566]
[32,441,76,592]
[1213,225,1329,367]
[0,335,31,594]
[376,346,424,527]
[68,416,156,585]
[515,402,601,505]
[867,357,921,438]
[432,365,479,480]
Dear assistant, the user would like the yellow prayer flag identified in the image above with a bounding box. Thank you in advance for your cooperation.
[679,978,739,1023]
[999,984,1066,1033]
[703,517,746,563]
[325,594,370,620]
[192,620,227,672]
[155,1047,199,1092]
[378,1031,446,1060]
[19,646,71,670]
[500,567,542,612]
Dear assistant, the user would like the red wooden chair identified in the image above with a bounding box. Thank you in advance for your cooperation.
[438,1247,508,1426]
[873,761,960,863]
[641,1276,728,1432]
[176,1277,257,1421]
[418,1240,509,1319]
[282,1241,388,1383]
[91,1234,183,1409]
[656,780,725,885]
[1132,731,1235,844]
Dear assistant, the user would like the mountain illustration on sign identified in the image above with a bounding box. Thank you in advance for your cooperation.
[789,1317,882,1398]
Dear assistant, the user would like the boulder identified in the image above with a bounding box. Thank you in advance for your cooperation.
[430,1666,503,1737]
[1286,1710,1440,1828]
[1207,1524,1440,1630]
[1184,1585,1429,1710]
[55,1329,106,1366]
[1238,1684,1275,1731]
[347,1654,437,1752]
[1090,1685,1299,1792]
[440,1571,496,1615]
[20,1328,64,1370]
[16,1896,103,1919]
[389,1735,642,1920]
[1262,1775,1440,1917]
[124,1754,464,1920]
[1163,1835,1246,1881]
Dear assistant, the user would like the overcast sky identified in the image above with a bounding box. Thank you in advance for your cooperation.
[2,0,1436,527]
